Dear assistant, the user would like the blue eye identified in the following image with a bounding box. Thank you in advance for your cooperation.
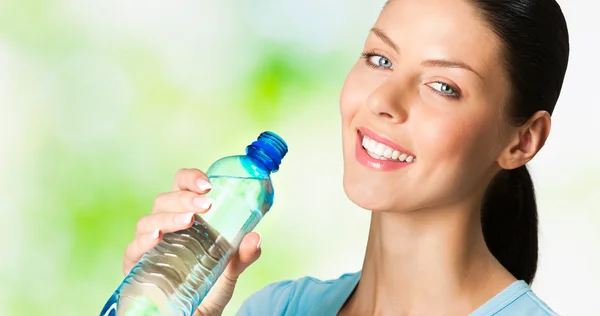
[369,55,393,69]
[361,52,394,70]
[427,82,459,98]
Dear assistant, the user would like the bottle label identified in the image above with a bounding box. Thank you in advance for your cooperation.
[100,293,118,316]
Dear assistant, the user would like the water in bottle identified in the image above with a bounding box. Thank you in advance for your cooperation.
[100,131,288,316]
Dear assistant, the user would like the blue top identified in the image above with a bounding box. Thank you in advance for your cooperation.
[236,271,558,315]
[245,131,288,173]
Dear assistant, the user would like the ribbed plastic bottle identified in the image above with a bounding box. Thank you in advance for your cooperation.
[100,131,288,316]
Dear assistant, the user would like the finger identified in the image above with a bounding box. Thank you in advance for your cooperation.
[196,233,263,315]
[172,168,212,193]
[224,232,262,278]
[152,191,213,214]
[195,270,237,315]
[123,229,162,275]
[135,212,196,237]
[237,232,262,264]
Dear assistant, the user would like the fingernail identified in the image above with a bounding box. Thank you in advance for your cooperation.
[197,179,212,191]
[175,212,194,224]
[193,197,213,210]
[149,228,161,240]
[256,232,262,249]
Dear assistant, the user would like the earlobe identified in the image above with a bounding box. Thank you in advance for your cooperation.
[497,111,551,170]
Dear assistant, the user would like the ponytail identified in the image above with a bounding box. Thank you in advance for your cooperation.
[481,165,538,284]
[467,0,568,285]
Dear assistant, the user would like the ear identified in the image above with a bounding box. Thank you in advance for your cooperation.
[497,111,551,170]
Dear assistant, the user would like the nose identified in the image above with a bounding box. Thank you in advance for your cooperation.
[365,79,409,124]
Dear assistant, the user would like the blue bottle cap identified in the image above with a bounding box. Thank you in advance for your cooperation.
[246,131,288,173]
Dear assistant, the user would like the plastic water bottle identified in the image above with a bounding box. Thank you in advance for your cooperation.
[100,131,288,316]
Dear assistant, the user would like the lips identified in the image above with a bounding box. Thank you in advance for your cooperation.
[361,134,416,162]
[355,128,416,171]
[358,127,415,157]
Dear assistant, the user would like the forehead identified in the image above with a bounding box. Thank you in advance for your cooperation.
[375,0,503,74]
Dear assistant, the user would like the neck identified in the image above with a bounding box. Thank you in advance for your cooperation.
[341,199,516,316]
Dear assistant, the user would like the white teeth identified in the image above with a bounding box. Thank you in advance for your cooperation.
[375,143,386,155]
[367,151,385,160]
[361,135,416,163]
[383,148,393,158]
[368,139,377,152]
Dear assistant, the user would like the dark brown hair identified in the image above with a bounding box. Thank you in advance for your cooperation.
[472,0,569,285]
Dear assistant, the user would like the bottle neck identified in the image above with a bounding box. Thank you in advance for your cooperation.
[245,144,278,174]
[245,131,288,173]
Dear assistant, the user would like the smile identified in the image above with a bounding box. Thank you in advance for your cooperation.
[355,127,416,171]
[362,135,416,162]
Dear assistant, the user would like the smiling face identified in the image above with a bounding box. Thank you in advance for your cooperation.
[340,0,516,212]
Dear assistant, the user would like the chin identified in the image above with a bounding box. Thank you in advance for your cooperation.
[342,171,407,212]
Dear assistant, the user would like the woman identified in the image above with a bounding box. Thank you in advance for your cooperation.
[122,0,569,314]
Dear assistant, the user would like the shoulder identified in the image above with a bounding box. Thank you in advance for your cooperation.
[235,272,360,316]
[484,281,559,316]
[496,290,559,316]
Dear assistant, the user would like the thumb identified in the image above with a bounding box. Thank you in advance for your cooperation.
[195,233,262,315]
[225,232,262,278]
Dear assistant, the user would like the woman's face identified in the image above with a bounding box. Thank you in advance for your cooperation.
[340,0,514,212]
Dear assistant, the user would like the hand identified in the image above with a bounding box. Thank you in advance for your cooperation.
[123,168,263,316]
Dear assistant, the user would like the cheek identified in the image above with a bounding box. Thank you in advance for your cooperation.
[339,64,371,154]
[422,119,479,160]
[339,64,364,121]
[415,109,500,191]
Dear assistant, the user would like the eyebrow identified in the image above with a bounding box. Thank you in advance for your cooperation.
[370,27,482,78]
[421,59,482,78]
[370,27,399,53]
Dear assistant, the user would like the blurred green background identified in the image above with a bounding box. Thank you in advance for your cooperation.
[1,0,598,315]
